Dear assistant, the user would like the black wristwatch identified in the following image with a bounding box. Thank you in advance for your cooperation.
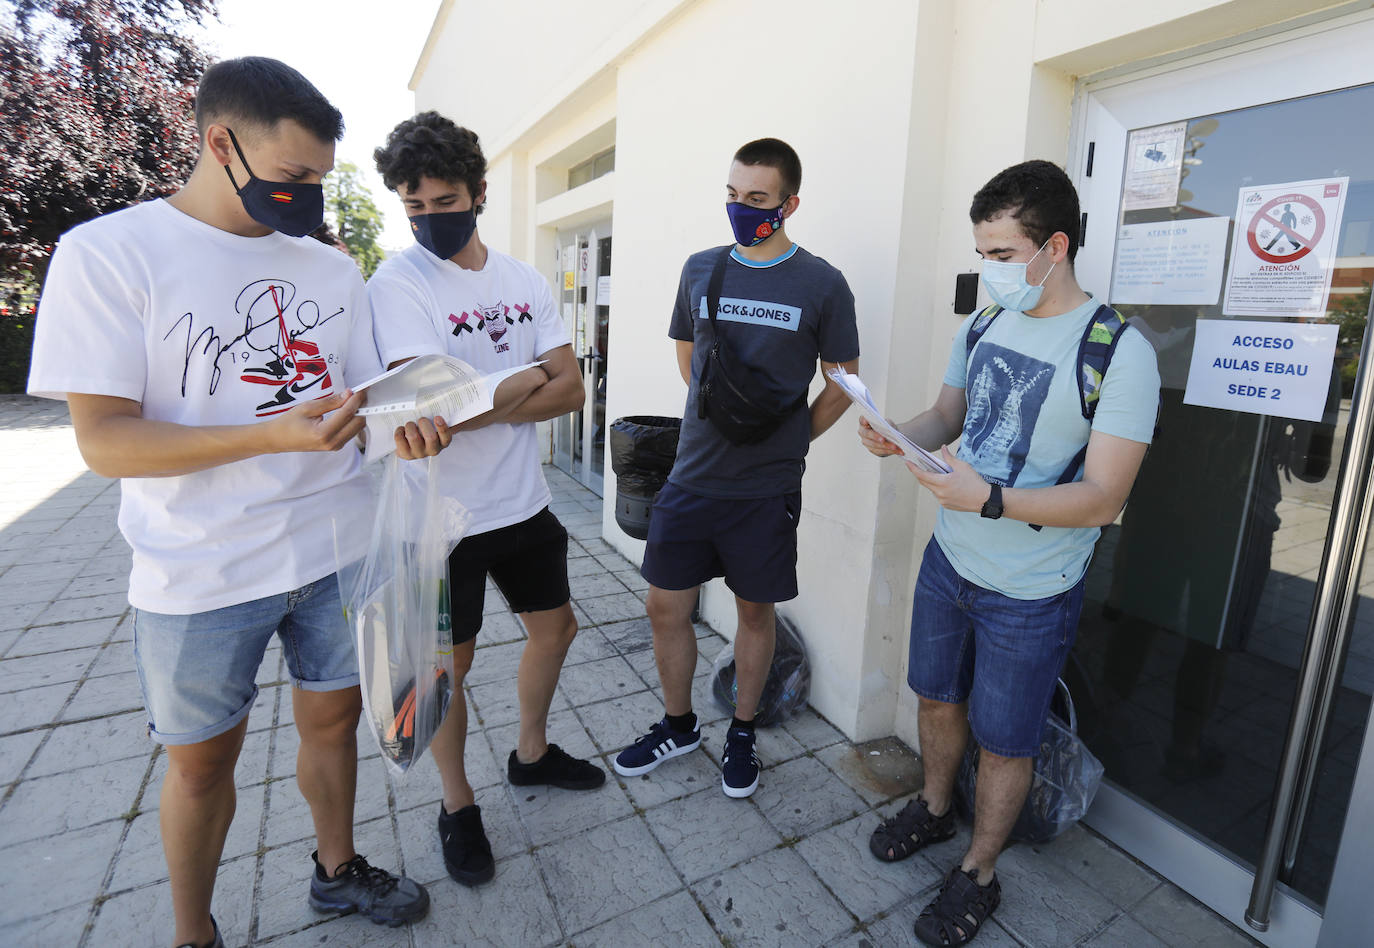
[980,482,1004,520]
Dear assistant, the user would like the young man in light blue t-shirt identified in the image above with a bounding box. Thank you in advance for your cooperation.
[859,160,1159,947]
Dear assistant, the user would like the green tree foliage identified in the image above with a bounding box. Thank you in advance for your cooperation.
[1328,281,1372,395]
[0,0,218,284]
[324,161,384,278]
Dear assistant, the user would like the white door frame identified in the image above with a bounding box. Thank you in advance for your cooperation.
[1065,10,1374,947]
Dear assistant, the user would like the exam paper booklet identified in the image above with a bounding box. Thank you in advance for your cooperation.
[825,367,952,474]
[353,354,541,463]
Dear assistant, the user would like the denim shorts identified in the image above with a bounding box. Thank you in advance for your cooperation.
[133,574,359,745]
[907,538,1085,758]
[640,482,801,604]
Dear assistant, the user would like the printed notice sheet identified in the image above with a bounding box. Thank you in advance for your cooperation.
[1223,177,1349,318]
[826,367,951,474]
[1109,217,1230,306]
[1122,122,1188,211]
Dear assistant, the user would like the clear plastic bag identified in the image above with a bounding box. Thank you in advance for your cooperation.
[953,678,1104,843]
[710,612,811,726]
[337,454,470,778]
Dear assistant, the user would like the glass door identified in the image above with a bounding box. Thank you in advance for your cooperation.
[551,221,612,495]
[1069,14,1374,945]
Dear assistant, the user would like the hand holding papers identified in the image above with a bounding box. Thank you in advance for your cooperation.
[354,354,543,463]
[826,367,952,474]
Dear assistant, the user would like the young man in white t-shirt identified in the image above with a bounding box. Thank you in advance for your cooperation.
[368,112,604,888]
[27,59,441,948]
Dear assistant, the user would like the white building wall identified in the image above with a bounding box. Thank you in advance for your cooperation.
[412,0,1351,746]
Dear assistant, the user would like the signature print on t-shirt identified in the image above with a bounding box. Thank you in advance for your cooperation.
[447,299,536,354]
[961,342,1055,487]
[163,277,342,417]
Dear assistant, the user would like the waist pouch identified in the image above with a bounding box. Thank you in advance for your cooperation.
[695,247,805,446]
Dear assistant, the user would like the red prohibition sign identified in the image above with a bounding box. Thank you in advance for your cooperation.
[1247,192,1324,264]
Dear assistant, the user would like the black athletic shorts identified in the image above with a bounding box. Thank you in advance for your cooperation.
[448,507,571,644]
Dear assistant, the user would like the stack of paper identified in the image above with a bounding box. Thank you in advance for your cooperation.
[826,367,951,474]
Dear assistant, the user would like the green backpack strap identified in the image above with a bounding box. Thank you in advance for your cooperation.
[1077,303,1131,422]
[963,303,1004,365]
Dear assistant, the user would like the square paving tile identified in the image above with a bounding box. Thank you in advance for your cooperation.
[1128,882,1260,946]
[397,785,526,886]
[570,572,630,600]
[0,753,147,847]
[991,841,1123,947]
[509,773,633,847]
[0,819,124,923]
[90,853,257,947]
[30,592,130,626]
[25,710,148,777]
[692,846,854,948]
[797,813,946,923]
[470,677,569,729]
[563,626,621,666]
[782,707,847,751]
[10,615,119,657]
[576,689,666,755]
[853,898,1023,948]
[110,783,266,892]
[465,640,527,687]
[578,592,646,627]
[644,786,783,883]
[408,852,563,947]
[0,728,43,784]
[556,655,647,707]
[0,646,100,693]
[60,668,143,721]
[1034,823,1164,911]
[1083,911,1170,947]
[619,745,722,810]
[747,754,867,841]
[598,616,656,655]
[537,815,680,934]
[816,737,924,806]
[575,889,717,947]
[488,708,599,766]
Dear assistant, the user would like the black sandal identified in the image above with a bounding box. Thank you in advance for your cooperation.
[868,796,956,862]
[914,867,1002,946]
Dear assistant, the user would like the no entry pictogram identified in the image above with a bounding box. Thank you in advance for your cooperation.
[1246,192,1324,264]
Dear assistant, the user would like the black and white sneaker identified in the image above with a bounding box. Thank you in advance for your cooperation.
[721,726,760,798]
[613,717,702,777]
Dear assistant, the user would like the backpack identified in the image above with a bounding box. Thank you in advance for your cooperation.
[964,302,1135,530]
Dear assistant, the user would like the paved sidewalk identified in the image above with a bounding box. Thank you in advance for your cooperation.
[0,397,1258,947]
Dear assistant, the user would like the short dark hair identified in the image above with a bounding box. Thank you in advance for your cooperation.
[969,160,1080,262]
[195,57,343,142]
[733,138,802,197]
[373,112,486,214]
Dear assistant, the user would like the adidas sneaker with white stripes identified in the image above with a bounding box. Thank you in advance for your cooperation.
[613,718,702,777]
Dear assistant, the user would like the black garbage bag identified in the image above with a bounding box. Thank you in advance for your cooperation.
[953,679,1104,843]
[609,416,681,477]
[711,613,810,726]
[616,469,667,496]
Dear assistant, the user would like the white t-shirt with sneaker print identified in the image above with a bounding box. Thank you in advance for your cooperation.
[28,198,380,615]
[367,243,571,537]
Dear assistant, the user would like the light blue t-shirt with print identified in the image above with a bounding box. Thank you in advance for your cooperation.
[935,296,1160,600]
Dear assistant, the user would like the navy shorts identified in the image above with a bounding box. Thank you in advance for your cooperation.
[907,538,1085,758]
[640,482,800,604]
[447,507,571,644]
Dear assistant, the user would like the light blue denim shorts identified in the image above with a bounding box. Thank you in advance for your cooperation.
[133,575,359,745]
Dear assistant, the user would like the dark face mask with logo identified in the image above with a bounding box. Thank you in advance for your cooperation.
[726,197,789,247]
[223,128,325,238]
[409,209,477,260]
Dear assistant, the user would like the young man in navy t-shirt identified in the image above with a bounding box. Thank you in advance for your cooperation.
[614,138,860,798]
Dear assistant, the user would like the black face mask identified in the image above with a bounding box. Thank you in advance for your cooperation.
[409,209,477,260]
[223,128,325,238]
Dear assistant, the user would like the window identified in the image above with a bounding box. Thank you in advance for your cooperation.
[568,148,615,190]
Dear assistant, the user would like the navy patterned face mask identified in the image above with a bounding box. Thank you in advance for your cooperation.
[223,128,325,238]
[409,209,477,260]
[726,198,788,247]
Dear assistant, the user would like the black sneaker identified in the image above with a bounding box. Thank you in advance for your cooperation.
[721,726,760,798]
[613,717,702,777]
[438,803,495,887]
[507,743,606,790]
[174,916,224,948]
[308,851,430,926]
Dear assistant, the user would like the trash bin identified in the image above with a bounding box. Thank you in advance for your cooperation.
[610,417,680,540]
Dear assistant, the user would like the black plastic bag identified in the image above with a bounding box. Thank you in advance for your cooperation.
[953,679,1104,843]
[711,613,810,725]
[609,416,680,477]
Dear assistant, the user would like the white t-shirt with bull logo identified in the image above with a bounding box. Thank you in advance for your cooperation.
[367,243,571,537]
[28,199,381,615]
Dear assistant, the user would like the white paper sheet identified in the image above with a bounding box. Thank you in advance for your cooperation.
[826,367,951,474]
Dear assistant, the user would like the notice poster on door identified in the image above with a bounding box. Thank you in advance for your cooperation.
[1222,177,1349,318]
[1122,121,1187,211]
[1110,217,1230,305]
[1182,318,1338,422]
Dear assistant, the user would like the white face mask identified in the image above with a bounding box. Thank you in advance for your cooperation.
[981,237,1055,312]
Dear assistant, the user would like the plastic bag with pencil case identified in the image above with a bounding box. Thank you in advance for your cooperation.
[337,453,470,777]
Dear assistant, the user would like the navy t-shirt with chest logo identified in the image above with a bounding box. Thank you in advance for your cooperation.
[668,244,859,499]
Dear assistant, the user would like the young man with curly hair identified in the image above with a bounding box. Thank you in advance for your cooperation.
[27,58,438,948]
[860,160,1159,946]
[369,111,602,888]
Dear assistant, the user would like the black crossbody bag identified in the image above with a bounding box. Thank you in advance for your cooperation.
[695,248,807,445]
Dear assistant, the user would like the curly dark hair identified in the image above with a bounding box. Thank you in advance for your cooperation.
[969,159,1080,262]
[373,111,486,213]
